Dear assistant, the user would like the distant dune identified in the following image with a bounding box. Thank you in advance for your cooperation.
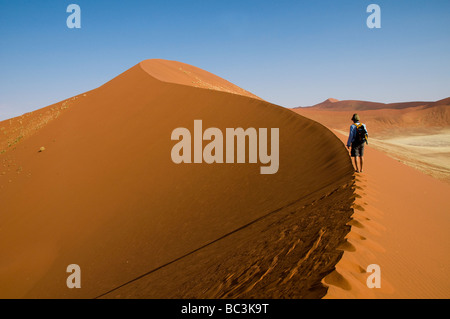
[0,59,354,298]
[293,97,450,182]
[295,97,450,132]
[298,98,431,111]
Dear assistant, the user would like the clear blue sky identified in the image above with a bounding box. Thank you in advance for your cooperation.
[1,0,449,120]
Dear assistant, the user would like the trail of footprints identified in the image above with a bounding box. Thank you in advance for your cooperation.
[322,172,390,297]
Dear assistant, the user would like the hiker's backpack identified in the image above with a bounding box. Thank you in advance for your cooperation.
[355,123,368,144]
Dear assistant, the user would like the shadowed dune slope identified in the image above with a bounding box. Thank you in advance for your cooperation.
[0,59,353,298]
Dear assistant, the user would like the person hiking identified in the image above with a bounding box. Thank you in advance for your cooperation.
[346,113,368,173]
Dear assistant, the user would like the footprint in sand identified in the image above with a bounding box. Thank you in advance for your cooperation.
[323,270,352,291]
[347,219,364,229]
[337,240,356,252]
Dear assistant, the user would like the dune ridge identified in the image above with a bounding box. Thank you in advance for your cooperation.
[140,59,262,100]
[323,134,450,298]
[293,97,450,298]
[0,59,354,298]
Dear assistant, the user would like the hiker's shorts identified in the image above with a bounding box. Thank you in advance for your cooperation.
[351,143,365,157]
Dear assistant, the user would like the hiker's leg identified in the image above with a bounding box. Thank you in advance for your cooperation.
[359,156,364,172]
[353,157,360,172]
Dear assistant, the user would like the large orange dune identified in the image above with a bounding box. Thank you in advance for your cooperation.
[0,59,354,298]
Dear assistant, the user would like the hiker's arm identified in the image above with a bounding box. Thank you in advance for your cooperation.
[346,126,354,148]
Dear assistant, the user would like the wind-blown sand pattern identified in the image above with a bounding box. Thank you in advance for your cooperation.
[0,59,354,298]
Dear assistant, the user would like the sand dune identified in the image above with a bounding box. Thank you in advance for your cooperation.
[0,59,354,298]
